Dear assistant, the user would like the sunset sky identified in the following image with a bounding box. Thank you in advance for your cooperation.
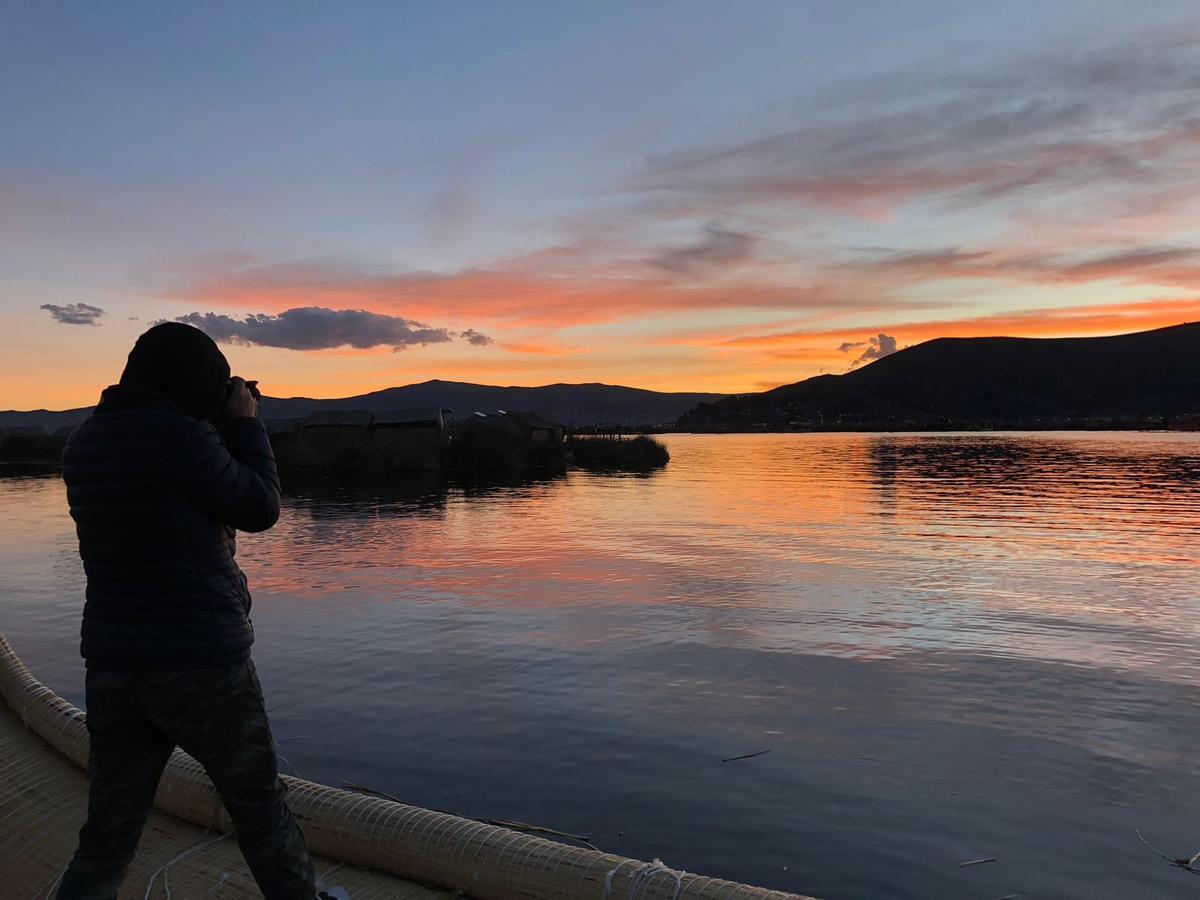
[3,2,1200,410]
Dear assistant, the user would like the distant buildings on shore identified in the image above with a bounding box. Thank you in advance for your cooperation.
[264,407,564,443]
[260,407,568,472]
[0,407,569,469]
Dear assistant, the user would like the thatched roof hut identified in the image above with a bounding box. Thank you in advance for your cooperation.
[374,407,446,431]
[302,410,374,430]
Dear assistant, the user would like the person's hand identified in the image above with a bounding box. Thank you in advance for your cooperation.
[223,376,259,419]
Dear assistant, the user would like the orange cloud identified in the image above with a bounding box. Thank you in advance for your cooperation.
[842,245,1200,291]
[166,258,877,330]
[497,340,580,356]
[719,297,1200,366]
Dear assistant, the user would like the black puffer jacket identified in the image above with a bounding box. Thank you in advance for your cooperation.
[62,385,280,670]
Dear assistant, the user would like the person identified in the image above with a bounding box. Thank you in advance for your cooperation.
[57,323,339,899]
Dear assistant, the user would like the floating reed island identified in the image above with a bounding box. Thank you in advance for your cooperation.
[0,409,671,474]
[267,409,670,474]
[0,426,75,466]
[0,632,805,899]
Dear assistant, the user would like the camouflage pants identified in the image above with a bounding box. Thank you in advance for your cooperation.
[57,659,316,900]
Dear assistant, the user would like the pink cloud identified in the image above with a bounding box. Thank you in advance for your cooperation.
[163,256,881,330]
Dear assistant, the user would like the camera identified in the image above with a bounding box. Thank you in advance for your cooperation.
[224,378,261,402]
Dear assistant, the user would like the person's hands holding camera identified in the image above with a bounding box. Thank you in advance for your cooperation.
[223,377,260,419]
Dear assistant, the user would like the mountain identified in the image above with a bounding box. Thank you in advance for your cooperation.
[0,380,726,430]
[678,323,1200,431]
[260,381,724,426]
[0,406,94,431]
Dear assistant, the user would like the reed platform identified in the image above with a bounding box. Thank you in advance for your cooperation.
[0,632,811,899]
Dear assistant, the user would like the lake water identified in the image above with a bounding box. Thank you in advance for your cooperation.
[3,432,1200,899]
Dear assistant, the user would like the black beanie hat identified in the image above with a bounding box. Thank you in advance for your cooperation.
[120,322,231,419]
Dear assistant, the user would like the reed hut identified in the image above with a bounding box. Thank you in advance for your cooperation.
[297,410,374,465]
[364,408,446,469]
[264,417,302,436]
[503,411,565,445]
[373,407,446,449]
[373,408,446,431]
[302,410,375,432]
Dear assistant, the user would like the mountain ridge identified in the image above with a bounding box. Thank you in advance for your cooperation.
[678,322,1200,431]
[0,380,727,430]
[8,324,1199,434]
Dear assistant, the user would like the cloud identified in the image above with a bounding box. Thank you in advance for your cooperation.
[627,32,1200,222]
[459,328,494,346]
[840,244,1200,291]
[724,296,1200,353]
[497,339,578,356]
[649,223,755,275]
[165,256,884,329]
[137,29,1200,396]
[173,307,459,352]
[839,333,898,367]
[156,31,1200,345]
[846,248,996,275]
[40,302,105,325]
[425,187,478,246]
[1056,246,1200,283]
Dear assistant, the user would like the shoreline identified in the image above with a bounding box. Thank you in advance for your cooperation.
[4,425,1200,471]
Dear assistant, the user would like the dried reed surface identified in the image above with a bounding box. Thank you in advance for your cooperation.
[0,696,442,898]
[0,632,812,899]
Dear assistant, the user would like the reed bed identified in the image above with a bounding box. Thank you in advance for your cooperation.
[0,632,808,899]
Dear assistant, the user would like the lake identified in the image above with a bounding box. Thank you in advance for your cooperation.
[3,432,1200,899]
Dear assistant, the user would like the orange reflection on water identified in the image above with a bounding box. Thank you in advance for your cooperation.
[6,434,1200,898]
[220,433,1200,682]
[4,432,1200,681]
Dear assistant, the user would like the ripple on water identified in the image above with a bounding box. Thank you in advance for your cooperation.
[3,432,1200,899]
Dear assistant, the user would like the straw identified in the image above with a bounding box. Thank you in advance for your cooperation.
[0,631,812,899]
[0,692,440,898]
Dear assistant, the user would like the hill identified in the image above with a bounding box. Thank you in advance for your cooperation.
[260,380,723,426]
[678,323,1200,431]
[0,380,725,430]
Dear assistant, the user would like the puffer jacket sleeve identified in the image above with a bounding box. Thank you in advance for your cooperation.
[178,417,281,533]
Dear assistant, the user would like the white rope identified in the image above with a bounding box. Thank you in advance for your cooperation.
[604,859,633,896]
[670,867,687,899]
[603,857,686,899]
[627,858,668,899]
[274,745,303,780]
[196,871,233,899]
[317,861,346,890]
[39,860,70,900]
[143,831,230,899]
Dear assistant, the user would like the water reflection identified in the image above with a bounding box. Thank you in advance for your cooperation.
[283,468,570,519]
[866,433,1200,492]
[3,434,1200,899]
[284,471,449,519]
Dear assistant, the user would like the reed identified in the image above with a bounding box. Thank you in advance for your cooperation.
[0,631,808,900]
[445,422,566,470]
[566,434,670,471]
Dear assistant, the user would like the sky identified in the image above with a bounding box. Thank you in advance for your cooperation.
[3,1,1200,409]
